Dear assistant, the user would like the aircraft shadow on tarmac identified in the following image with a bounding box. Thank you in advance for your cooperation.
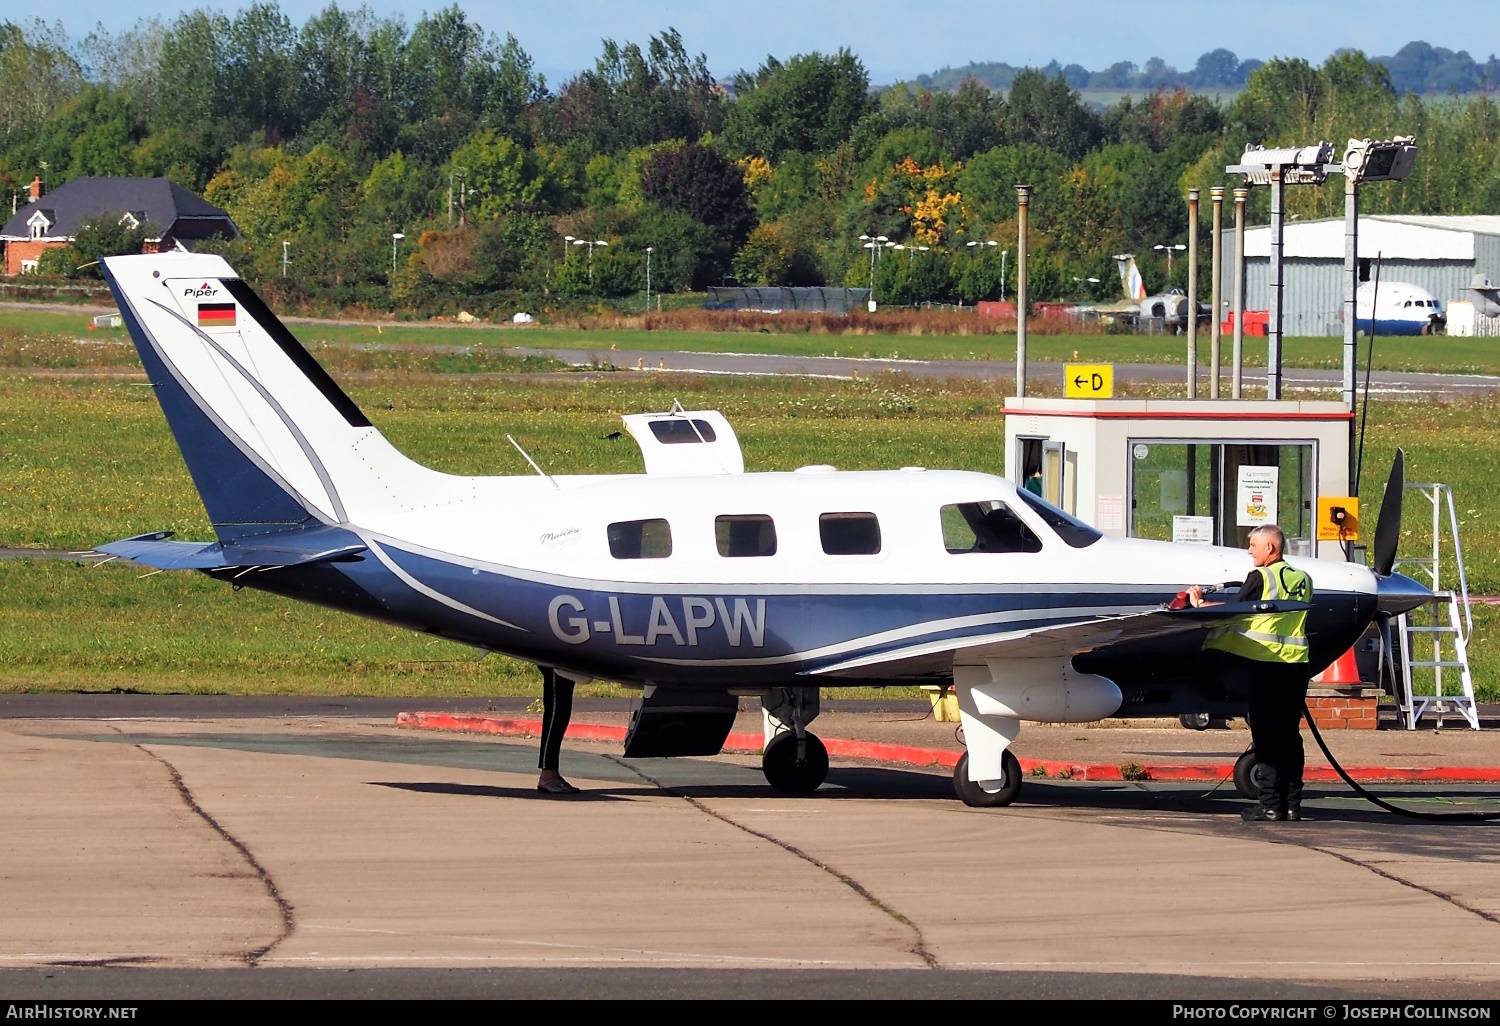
[72,731,1500,859]
[371,781,633,802]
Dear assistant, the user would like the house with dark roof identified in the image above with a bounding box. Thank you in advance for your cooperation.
[1,176,239,275]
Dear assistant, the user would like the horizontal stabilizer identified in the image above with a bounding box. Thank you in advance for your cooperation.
[809,601,1309,680]
[99,526,366,571]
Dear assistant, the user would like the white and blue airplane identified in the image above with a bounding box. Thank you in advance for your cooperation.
[1355,280,1446,336]
[95,252,1429,807]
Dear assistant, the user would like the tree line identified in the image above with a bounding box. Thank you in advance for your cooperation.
[4,7,1500,315]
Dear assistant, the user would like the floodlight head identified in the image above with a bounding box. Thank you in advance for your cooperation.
[565,235,575,242]
[876,235,889,242]
[967,241,978,247]
[596,240,608,246]
[1228,141,1335,185]
[986,240,998,247]
[1344,136,1417,184]
[646,246,653,252]
[392,232,404,240]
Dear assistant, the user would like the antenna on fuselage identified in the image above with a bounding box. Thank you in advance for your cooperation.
[507,434,559,489]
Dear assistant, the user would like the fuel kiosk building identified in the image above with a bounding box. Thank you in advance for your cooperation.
[1003,397,1352,561]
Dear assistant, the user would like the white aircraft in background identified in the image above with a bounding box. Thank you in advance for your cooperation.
[94,253,1429,807]
[1355,281,1446,336]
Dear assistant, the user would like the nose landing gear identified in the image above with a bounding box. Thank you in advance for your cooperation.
[953,750,1023,807]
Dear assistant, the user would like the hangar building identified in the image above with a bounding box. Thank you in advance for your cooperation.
[1219,214,1500,337]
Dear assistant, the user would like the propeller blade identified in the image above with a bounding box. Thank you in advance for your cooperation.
[1372,448,1405,576]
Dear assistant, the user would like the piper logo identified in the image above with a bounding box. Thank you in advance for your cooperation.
[183,282,218,298]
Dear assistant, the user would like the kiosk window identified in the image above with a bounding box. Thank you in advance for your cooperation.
[940,501,1043,554]
[819,512,881,555]
[716,514,777,557]
[607,519,673,559]
[649,419,717,444]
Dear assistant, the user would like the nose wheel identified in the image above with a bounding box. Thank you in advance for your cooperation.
[953,750,1023,807]
[762,731,829,793]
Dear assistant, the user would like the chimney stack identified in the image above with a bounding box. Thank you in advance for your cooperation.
[28,176,42,202]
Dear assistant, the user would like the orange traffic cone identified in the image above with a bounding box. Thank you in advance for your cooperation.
[1315,646,1362,684]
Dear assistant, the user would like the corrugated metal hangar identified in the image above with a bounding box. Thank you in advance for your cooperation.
[1218,214,1500,337]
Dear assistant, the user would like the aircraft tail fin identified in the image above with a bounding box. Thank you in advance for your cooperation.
[1116,255,1146,300]
[102,252,447,542]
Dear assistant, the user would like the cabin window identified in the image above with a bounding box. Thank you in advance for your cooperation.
[819,512,881,555]
[607,518,673,559]
[649,419,717,444]
[716,514,777,557]
[940,501,1042,554]
[1404,300,1412,307]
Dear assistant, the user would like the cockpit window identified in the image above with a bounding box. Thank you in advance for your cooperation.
[1014,488,1103,548]
[940,501,1042,554]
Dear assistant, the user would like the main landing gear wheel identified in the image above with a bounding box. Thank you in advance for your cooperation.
[762,731,829,793]
[1233,749,1268,800]
[1179,712,1213,731]
[953,750,1023,808]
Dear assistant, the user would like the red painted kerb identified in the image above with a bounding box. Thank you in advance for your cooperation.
[393,711,1500,784]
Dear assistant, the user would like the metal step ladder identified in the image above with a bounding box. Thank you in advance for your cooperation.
[1393,482,1479,730]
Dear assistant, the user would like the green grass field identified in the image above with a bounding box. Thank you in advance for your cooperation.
[1,341,1497,700]
[5,304,1500,374]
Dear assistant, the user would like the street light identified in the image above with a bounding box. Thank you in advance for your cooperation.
[1226,140,1336,401]
[1153,243,1186,279]
[645,246,653,311]
[858,234,889,296]
[570,238,608,283]
[391,232,404,276]
[1072,275,1101,297]
[966,239,999,253]
[282,240,289,278]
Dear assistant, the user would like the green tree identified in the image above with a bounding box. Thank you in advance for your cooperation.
[1003,70,1101,160]
[640,142,755,247]
[723,50,873,160]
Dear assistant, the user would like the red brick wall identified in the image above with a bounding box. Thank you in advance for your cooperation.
[4,239,67,276]
[1304,695,1379,730]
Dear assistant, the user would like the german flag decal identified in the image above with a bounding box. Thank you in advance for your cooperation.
[197,303,236,328]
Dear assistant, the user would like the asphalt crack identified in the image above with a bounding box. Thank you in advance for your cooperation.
[127,737,295,964]
[603,756,939,969]
[1308,844,1500,928]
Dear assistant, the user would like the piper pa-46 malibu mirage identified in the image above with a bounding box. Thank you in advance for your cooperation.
[96,253,1430,807]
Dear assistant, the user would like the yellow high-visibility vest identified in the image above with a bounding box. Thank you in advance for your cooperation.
[1204,561,1312,664]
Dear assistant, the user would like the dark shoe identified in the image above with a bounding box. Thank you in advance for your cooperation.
[1286,807,1305,822]
[1241,807,1287,822]
[536,777,581,795]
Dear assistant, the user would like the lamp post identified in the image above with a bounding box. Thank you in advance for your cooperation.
[281,240,289,278]
[1071,276,1101,298]
[571,239,607,283]
[858,234,889,298]
[391,232,404,276]
[1000,249,1008,302]
[645,246,653,311]
[1153,242,1186,281]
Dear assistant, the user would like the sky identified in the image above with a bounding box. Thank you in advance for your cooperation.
[26,0,1500,85]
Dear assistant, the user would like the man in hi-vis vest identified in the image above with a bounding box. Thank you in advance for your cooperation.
[1188,524,1313,822]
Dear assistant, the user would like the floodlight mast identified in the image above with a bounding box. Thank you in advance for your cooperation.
[1225,141,1334,401]
[1333,136,1417,500]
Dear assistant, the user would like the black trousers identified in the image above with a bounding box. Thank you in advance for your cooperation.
[1246,664,1311,811]
[538,669,574,772]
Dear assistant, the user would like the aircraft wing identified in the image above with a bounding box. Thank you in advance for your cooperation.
[98,527,367,570]
[806,601,1307,680]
